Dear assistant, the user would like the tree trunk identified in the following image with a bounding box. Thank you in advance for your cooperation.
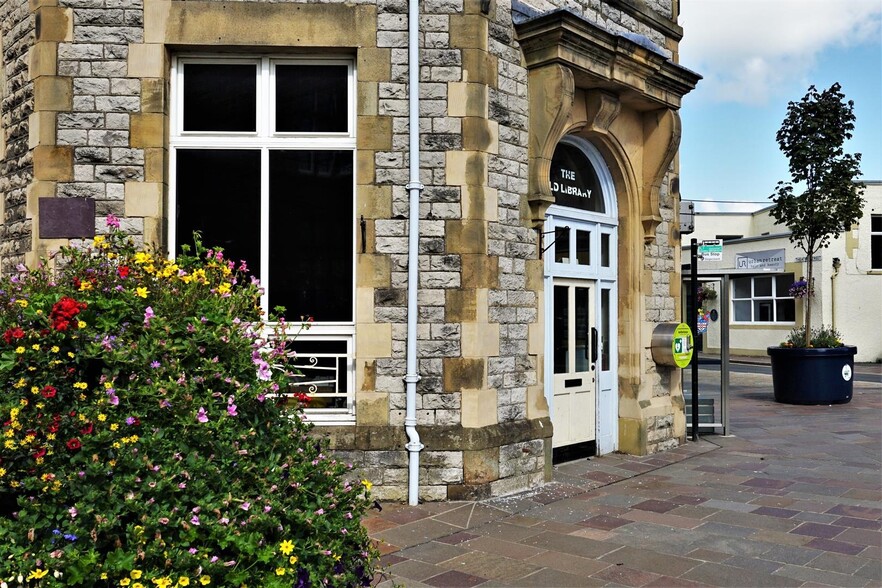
[805,253,813,345]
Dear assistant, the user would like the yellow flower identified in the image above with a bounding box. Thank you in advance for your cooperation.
[50,345,59,353]
[198,576,211,586]
[279,540,294,555]
[74,382,88,390]
[15,346,25,354]
[361,479,373,492]
[79,281,93,291]
[101,573,108,580]
[68,352,75,358]
[275,568,286,576]
[130,569,143,580]
[16,299,28,308]
[133,584,144,588]
[177,577,190,586]
[135,287,149,298]
[217,282,231,295]
[289,555,298,565]
[31,344,40,351]
[26,569,49,580]
[134,252,153,265]
[46,433,56,441]
[0,467,6,478]
[120,579,131,586]
[98,413,107,421]
[153,579,172,588]
[78,320,87,328]
[14,377,26,388]
[31,386,39,394]
[93,235,106,247]
[4,440,15,450]
[110,423,119,431]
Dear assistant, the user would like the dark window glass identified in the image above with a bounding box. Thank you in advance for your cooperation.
[601,233,610,267]
[549,142,605,213]
[554,227,570,263]
[553,286,568,374]
[733,277,751,298]
[574,287,590,373]
[175,149,261,275]
[733,300,751,321]
[775,274,793,296]
[872,216,882,269]
[754,300,773,322]
[776,300,795,322]
[183,63,257,132]
[275,65,349,133]
[269,150,353,321]
[754,276,772,297]
[576,230,591,266]
[600,289,610,372]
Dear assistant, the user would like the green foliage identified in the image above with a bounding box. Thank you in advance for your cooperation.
[781,325,843,349]
[0,218,377,587]
[769,83,865,345]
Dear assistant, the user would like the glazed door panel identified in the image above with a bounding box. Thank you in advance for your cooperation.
[552,280,597,448]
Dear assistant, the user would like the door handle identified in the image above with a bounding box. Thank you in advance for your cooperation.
[591,327,598,365]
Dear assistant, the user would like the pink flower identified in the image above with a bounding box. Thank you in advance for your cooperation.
[106,214,120,228]
[144,306,154,326]
[196,407,208,423]
[240,502,251,511]
[227,404,238,417]
[315,508,325,515]
[190,515,200,525]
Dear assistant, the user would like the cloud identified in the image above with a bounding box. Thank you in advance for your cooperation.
[679,0,882,105]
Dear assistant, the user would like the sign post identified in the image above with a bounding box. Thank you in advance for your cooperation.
[690,239,699,441]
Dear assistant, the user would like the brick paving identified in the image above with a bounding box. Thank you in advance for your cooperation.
[367,367,881,587]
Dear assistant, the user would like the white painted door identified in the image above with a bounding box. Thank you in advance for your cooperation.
[551,279,597,448]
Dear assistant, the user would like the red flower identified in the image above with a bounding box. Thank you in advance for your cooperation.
[66,438,82,451]
[81,423,93,435]
[50,296,87,332]
[48,423,59,433]
[118,266,130,278]
[41,385,57,398]
[72,277,81,289]
[3,327,25,345]
[33,447,47,459]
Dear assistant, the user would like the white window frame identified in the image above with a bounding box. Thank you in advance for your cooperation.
[169,55,358,424]
[731,273,796,324]
[871,214,882,270]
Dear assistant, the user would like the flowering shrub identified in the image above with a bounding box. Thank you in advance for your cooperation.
[781,325,843,348]
[788,278,813,299]
[0,217,377,586]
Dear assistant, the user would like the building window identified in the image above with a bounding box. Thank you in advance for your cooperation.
[872,214,882,270]
[732,273,795,323]
[170,56,356,423]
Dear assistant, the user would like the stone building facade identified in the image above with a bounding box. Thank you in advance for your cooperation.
[0,0,699,500]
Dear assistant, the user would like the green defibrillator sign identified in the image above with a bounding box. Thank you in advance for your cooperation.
[672,323,693,368]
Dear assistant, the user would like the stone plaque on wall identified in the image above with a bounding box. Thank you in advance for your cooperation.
[39,197,96,239]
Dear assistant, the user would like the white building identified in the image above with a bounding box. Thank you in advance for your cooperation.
[683,181,882,363]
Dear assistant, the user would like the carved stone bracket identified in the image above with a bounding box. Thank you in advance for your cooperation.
[527,63,574,224]
[641,108,681,241]
[584,91,621,135]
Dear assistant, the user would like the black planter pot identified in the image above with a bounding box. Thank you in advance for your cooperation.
[767,345,857,405]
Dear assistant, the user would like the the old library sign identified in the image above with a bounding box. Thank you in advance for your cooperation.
[549,141,605,213]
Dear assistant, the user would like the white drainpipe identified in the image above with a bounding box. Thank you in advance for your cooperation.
[404,0,424,506]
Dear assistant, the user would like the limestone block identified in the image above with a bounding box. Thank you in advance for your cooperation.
[448,82,487,118]
[33,146,73,181]
[461,321,498,358]
[357,359,376,392]
[356,323,392,359]
[461,253,497,288]
[463,447,498,484]
[28,42,57,79]
[356,287,374,325]
[357,116,392,151]
[356,150,375,186]
[28,112,56,149]
[461,184,497,222]
[445,288,476,323]
[141,78,166,113]
[449,14,489,50]
[462,117,498,154]
[443,357,484,392]
[526,385,549,420]
[446,150,487,187]
[35,7,72,42]
[26,181,58,219]
[130,113,165,148]
[356,254,391,288]
[127,44,167,79]
[357,82,378,117]
[358,48,391,82]
[143,217,163,248]
[29,0,57,10]
[461,388,497,428]
[462,49,497,88]
[357,185,391,220]
[34,76,72,111]
[124,182,163,217]
[356,392,389,426]
[144,148,165,183]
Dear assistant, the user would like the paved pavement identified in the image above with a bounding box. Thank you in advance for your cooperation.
[366,367,881,587]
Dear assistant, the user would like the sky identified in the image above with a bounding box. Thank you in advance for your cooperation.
[677,0,882,212]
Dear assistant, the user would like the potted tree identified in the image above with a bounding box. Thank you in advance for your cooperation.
[766,83,865,404]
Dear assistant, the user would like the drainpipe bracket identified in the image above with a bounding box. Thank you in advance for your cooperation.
[405,182,425,192]
[405,438,425,452]
[403,373,421,384]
